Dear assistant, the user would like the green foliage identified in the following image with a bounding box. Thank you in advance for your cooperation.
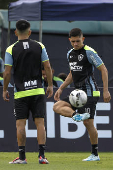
[0,152,113,170]
[0,0,17,9]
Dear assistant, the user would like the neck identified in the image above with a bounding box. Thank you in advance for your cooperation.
[18,35,29,40]
[80,44,84,49]
[74,44,84,50]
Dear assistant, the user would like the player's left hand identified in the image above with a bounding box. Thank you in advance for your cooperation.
[46,85,53,98]
[3,90,10,102]
[103,90,111,103]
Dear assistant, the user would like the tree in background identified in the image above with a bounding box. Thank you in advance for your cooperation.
[0,0,16,9]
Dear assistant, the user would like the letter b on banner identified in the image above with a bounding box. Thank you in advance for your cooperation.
[60,116,86,139]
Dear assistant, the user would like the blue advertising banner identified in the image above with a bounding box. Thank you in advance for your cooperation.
[0,87,113,152]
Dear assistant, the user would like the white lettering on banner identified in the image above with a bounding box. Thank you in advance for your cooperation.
[94,102,112,138]
[0,130,4,138]
[25,102,112,139]
[46,102,55,138]
[60,116,86,139]
[26,120,37,137]
[94,116,112,138]
[96,102,111,110]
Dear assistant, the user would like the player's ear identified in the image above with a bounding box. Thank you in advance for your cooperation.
[82,37,85,42]
[15,30,18,36]
[28,30,31,36]
[52,69,54,74]
[69,38,71,42]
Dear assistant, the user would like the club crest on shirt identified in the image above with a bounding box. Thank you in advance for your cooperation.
[70,55,73,58]
[78,54,84,61]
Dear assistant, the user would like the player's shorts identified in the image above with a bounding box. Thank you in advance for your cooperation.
[62,96,99,119]
[14,94,46,120]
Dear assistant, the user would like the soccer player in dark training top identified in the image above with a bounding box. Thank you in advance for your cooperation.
[3,19,53,164]
[53,28,111,161]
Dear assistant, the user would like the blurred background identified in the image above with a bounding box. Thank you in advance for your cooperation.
[0,0,113,86]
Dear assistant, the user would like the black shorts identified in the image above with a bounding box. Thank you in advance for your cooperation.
[62,96,99,119]
[14,95,46,120]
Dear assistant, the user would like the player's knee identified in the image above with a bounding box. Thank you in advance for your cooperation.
[83,120,89,128]
[16,119,26,129]
[53,103,60,113]
[53,103,57,112]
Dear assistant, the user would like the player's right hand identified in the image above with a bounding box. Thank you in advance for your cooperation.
[103,90,111,103]
[3,90,9,102]
[54,88,63,101]
[46,86,53,98]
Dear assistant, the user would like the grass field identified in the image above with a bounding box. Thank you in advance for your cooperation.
[0,152,113,170]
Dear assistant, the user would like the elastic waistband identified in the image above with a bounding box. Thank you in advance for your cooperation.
[14,88,45,99]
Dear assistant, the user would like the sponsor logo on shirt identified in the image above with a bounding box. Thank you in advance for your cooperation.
[70,55,73,58]
[69,62,83,71]
[24,80,37,89]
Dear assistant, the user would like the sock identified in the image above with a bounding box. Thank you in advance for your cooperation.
[72,109,78,117]
[19,146,25,160]
[92,144,98,156]
[39,144,45,158]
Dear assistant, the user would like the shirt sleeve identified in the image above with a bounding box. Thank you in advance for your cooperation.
[5,52,13,66]
[67,49,73,62]
[41,48,49,62]
[67,52,69,62]
[87,51,103,68]
[0,58,4,73]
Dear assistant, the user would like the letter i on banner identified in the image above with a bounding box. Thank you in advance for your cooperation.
[46,102,55,138]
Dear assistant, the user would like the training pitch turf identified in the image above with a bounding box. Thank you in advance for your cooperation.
[0,152,113,170]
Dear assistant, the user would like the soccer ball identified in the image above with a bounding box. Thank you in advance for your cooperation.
[69,89,87,108]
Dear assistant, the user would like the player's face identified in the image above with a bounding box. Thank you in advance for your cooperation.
[69,36,85,50]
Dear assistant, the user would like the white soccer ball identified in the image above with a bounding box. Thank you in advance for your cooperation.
[69,89,87,108]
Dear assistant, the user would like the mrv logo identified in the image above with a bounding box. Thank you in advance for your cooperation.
[70,62,83,71]
[24,80,37,89]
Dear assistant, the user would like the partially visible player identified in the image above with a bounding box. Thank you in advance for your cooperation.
[53,28,111,161]
[3,19,53,164]
[42,64,64,87]
[0,57,13,87]
[0,57,4,78]
[57,72,67,81]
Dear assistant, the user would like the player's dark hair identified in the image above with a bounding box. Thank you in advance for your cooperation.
[57,73,67,81]
[16,19,30,32]
[69,28,83,38]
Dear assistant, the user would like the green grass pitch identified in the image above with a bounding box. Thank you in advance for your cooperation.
[0,152,113,170]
